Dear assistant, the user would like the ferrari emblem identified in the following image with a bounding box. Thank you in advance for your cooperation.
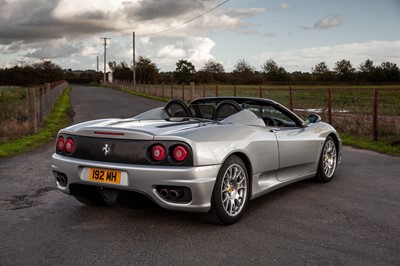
[102,144,111,156]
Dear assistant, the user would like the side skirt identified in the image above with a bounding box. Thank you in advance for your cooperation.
[250,172,316,200]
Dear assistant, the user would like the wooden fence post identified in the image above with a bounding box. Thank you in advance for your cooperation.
[27,87,37,134]
[328,88,332,125]
[289,87,293,111]
[234,85,237,96]
[149,82,152,96]
[39,86,44,125]
[259,86,263,98]
[216,84,219,97]
[373,90,379,141]
[45,83,51,121]
[203,85,206,97]
[182,84,185,101]
[190,82,194,101]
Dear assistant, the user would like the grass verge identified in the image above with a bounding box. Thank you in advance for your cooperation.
[111,86,170,103]
[0,88,71,158]
[341,133,400,156]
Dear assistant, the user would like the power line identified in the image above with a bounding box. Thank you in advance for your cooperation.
[138,0,230,37]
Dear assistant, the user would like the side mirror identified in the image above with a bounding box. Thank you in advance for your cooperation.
[302,114,321,127]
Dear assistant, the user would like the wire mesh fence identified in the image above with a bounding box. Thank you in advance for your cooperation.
[0,81,68,142]
[110,80,400,146]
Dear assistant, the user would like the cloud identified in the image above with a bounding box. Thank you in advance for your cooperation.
[0,0,120,45]
[188,37,216,64]
[313,15,343,30]
[0,0,247,71]
[147,37,216,71]
[256,41,400,72]
[262,32,278,37]
[0,41,27,54]
[0,0,225,45]
[280,3,292,9]
[25,38,81,59]
[157,45,186,59]
[298,25,312,31]
[123,0,204,21]
[240,29,261,35]
[225,7,268,18]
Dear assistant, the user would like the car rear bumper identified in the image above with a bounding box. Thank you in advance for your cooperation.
[51,153,220,212]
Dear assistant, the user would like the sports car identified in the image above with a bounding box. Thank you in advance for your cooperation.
[52,96,341,224]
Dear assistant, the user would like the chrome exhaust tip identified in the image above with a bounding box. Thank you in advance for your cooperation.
[55,171,68,187]
[159,188,170,198]
[156,186,191,202]
[169,189,182,199]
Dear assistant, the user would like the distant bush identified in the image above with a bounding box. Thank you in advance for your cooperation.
[65,77,93,84]
[0,61,64,86]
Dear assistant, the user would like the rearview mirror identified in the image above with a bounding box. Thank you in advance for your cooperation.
[302,114,321,127]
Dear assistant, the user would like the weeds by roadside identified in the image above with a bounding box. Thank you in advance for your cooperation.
[0,88,71,158]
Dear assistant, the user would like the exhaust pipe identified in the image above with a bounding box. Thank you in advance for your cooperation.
[55,172,68,186]
[157,186,186,201]
[159,188,170,198]
[169,189,182,199]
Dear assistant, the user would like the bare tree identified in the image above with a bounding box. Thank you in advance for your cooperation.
[312,62,334,82]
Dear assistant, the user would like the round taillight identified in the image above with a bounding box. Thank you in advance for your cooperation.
[151,145,166,161]
[56,136,65,151]
[173,145,188,162]
[65,138,75,154]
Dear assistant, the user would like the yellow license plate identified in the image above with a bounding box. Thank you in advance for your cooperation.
[89,168,121,184]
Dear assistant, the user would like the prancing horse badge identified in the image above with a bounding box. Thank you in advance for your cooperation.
[102,144,111,156]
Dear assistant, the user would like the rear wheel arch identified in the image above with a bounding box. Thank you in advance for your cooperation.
[230,152,253,195]
[199,153,251,224]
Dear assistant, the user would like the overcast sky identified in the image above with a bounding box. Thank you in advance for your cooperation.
[0,0,399,73]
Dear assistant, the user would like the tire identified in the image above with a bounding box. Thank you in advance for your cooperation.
[314,136,338,183]
[73,195,107,206]
[199,156,249,225]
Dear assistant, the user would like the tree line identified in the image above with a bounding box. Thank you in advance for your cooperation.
[1,57,399,87]
[0,61,65,86]
[110,57,400,85]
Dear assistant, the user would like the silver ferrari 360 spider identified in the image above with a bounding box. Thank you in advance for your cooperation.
[52,97,341,224]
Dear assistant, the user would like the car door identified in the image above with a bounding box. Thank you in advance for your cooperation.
[259,104,321,182]
[274,126,321,182]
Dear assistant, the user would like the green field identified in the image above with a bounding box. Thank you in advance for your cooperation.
[198,84,400,115]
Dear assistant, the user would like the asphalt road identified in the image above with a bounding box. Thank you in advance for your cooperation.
[1,85,399,265]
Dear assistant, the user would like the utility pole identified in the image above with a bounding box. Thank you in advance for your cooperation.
[96,55,99,72]
[132,32,136,90]
[18,54,26,66]
[100,37,111,82]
